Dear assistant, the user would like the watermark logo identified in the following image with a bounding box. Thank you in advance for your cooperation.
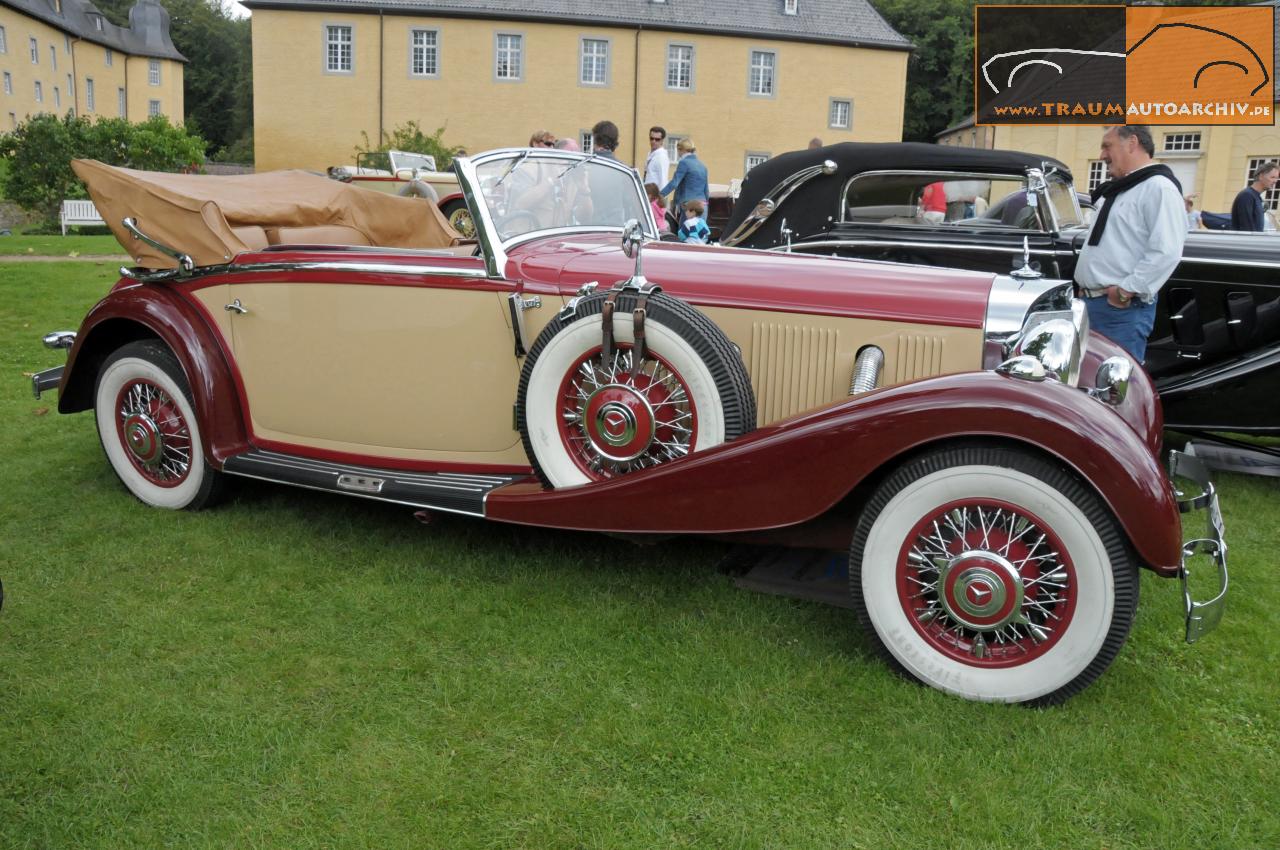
[976,5,1274,125]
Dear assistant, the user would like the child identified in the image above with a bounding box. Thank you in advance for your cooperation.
[645,182,669,234]
[678,199,711,244]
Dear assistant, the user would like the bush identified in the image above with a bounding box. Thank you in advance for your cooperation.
[355,121,464,172]
[0,113,206,225]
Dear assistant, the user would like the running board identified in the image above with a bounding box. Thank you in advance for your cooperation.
[221,449,527,517]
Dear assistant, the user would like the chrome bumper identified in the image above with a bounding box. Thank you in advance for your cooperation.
[1168,450,1228,643]
[32,330,75,399]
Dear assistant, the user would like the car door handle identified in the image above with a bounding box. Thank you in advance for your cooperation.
[225,299,248,315]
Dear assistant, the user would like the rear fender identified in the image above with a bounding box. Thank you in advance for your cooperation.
[486,371,1183,574]
[58,283,249,465]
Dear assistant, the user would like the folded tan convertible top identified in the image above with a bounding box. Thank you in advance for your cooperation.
[72,159,463,270]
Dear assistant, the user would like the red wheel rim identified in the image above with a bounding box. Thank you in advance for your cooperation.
[896,498,1077,668]
[556,344,698,480]
[114,378,192,488]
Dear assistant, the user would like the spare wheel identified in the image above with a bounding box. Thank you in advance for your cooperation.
[517,291,756,487]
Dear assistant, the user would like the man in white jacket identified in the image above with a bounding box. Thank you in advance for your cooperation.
[643,126,671,190]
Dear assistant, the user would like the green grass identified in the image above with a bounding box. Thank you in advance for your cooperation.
[0,233,125,256]
[2,262,1278,849]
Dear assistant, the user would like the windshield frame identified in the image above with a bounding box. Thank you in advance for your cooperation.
[454,148,656,278]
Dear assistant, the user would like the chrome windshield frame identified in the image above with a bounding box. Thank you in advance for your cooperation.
[455,148,657,279]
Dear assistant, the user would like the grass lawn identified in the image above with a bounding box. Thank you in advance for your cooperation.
[1,262,1278,849]
[0,233,125,256]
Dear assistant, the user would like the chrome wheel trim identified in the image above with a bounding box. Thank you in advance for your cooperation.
[115,378,192,487]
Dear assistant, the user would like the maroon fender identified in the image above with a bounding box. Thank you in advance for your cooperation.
[486,371,1184,575]
[57,282,250,465]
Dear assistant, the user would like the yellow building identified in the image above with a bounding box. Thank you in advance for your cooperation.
[0,0,185,129]
[245,0,912,182]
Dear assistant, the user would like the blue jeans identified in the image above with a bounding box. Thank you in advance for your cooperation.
[1084,297,1157,362]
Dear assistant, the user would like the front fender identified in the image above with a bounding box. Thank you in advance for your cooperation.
[58,283,250,465]
[486,371,1182,574]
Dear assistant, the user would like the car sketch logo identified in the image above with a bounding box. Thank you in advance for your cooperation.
[976,5,1274,126]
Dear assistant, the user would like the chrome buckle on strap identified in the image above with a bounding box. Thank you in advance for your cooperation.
[1168,450,1229,643]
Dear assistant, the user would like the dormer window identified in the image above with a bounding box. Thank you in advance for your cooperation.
[93,14,104,31]
[52,0,62,14]
[784,0,798,13]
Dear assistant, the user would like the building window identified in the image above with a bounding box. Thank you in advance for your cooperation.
[63,33,70,51]
[1246,157,1280,210]
[666,43,693,91]
[494,33,522,81]
[148,99,161,117]
[8,112,15,128]
[829,98,851,130]
[664,134,686,163]
[2,73,10,95]
[579,130,594,154]
[324,25,352,73]
[580,38,608,86]
[1163,132,1202,153]
[1087,160,1107,192]
[748,50,776,97]
[54,86,60,108]
[148,59,161,85]
[34,81,42,102]
[784,0,798,12]
[50,45,56,70]
[105,48,113,67]
[409,28,438,77]
[54,0,62,14]
[0,26,7,54]
[118,87,125,116]
[66,73,72,97]
[93,14,104,31]
[86,78,94,111]
[745,152,770,174]
[30,37,38,64]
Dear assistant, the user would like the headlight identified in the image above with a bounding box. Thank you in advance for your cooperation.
[1002,299,1089,386]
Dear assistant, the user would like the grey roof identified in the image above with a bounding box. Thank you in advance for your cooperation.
[1,0,185,62]
[240,0,914,51]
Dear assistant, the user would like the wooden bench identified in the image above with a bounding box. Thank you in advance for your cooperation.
[60,199,105,234]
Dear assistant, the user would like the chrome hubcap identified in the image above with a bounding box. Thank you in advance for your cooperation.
[123,411,164,469]
[937,551,1025,631]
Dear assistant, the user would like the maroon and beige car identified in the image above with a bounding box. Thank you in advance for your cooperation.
[33,149,1228,705]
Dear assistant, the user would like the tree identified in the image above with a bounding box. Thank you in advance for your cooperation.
[355,121,465,172]
[873,0,976,142]
[0,113,205,223]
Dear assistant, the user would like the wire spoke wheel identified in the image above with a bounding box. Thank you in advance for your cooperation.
[557,345,697,480]
[115,378,193,487]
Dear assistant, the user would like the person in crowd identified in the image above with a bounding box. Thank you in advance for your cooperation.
[659,138,709,221]
[677,199,711,244]
[1075,125,1185,362]
[1230,161,1278,231]
[1185,195,1202,231]
[554,138,580,152]
[591,120,620,161]
[645,183,670,234]
[528,130,557,148]
[644,126,670,189]
[920,181,947,224]
[808,137,824,150]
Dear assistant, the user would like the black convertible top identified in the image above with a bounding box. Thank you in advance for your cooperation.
[723,142,1071,245]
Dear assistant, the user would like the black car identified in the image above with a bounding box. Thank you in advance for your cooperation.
[722,142,1280,434]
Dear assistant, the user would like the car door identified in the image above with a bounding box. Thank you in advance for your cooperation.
[821,170,1068,279]
[223,253,525,457]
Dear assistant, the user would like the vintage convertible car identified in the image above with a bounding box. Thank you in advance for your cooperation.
[327,149,471,237]
[32,150,1228,705]
[722,142,1280,435]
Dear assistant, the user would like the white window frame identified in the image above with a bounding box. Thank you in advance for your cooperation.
[50,44,56,70]
[2,73,10,95]
[8,112,15,128]
[1087,159,1107,192]
[30,37,38,64]
[784,0,798,13]
[1163,132,1202,153]
[148,59,161,85]
[117,86,125,117]
[105,47,113,67]
[53,86,60,109]
[828,97,851,130]
[323,24,353,75]
[745,152,770,174]
[579,130,594,154]
[664,134,686,164]
[148,99,161,117]
[666,42,694,92]
[86,77,94,111]
[1246,156,1280,210]
[494,31,523,82]
[63,33,70,52]
[34,80,42,102]
[0,26,8,55]
[579,36,610,87]
[409,28,439,78]
[748,49,776,98]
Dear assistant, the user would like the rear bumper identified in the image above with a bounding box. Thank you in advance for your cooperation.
[1168,450,1228,642]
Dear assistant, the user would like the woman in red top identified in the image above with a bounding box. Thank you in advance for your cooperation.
[920,181,947,224]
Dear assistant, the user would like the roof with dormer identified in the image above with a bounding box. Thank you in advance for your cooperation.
[1,0,186,62]
[240,0,914,51]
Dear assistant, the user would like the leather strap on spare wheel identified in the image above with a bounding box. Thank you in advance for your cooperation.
[631,287,655,376]
[601,287,623,363]
[600,282,663,367]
